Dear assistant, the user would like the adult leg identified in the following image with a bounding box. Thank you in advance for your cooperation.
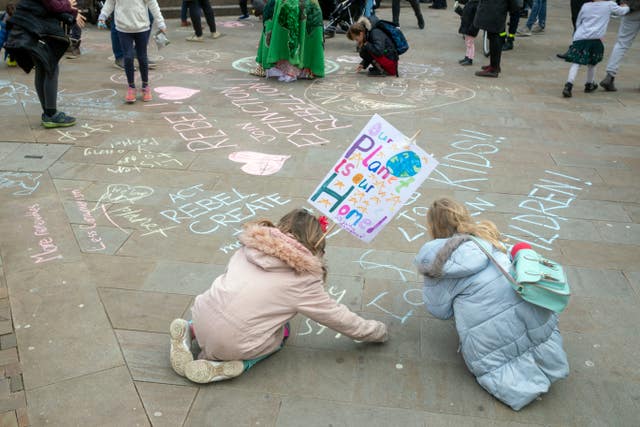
[391,0,400,26]
[503,11,519,50]
[35,61,75,126]
[488,32,503,70]
[199,0,218,34]
[526,0,541,29]
[189,0,204,37]
[409,0,425,29]
[538,0,546,29]
[605,13,640,77]
[239,0,249,17]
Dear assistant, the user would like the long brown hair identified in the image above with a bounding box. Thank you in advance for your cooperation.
[427,197,507,252]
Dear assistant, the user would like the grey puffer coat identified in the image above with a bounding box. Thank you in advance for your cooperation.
[415,234,570,411]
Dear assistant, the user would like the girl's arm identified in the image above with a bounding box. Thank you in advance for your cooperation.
[423,279,455,320]
[98,0,115,22]
[610,2,630,16]
[146,0,166,30]
[295,279,388,342]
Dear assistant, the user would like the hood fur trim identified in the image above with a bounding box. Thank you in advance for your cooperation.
[239,224,324,275]
[421,234,472,278]
[357,16,372,31]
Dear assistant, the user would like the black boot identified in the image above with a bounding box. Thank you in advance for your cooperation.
[584,82,598,93]
[502,37,514,51]
[562,82,573,98]
[556,47,569,59]
[410,0,425,29]
[459,56,473,66]
[599,73,617,92]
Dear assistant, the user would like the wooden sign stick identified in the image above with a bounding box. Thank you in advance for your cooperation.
[403,129,422,149]
[314,222,338,249]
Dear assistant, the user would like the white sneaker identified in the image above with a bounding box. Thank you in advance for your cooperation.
[532,24,545,33]
[516,27,532,37]
[211,32,222,39]
[169,319,193,376]
[186,34,204,42]
[184,359,244,383]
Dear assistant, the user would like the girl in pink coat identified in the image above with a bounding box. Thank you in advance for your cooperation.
[169,208,388,384]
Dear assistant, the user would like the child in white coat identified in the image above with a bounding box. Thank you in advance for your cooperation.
[98,0,166,103]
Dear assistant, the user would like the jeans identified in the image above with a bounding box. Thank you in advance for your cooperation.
[363,0,374,18]
[117,30,151,86]
[526,0,546,29]
[188,0,217,36]
[181,0,189,21]
[605,11,640,76]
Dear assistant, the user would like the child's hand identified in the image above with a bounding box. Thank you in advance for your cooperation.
[76,12,86,28]
[356,64,364,73]
[97,20,108,30]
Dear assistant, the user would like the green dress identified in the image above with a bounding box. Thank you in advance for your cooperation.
[255,0,325,78]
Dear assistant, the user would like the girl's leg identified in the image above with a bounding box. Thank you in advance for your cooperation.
[586,65,596,83]
[133,30,151,87]
[465,35,475,60]
[567,63,580,84]
[117,31,136,87]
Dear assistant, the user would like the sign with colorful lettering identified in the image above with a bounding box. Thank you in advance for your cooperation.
[308,114,438,242]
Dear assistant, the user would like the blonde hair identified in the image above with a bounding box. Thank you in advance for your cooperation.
[347,22,367,41]
[246,209,326,257]
[427,198,507,252]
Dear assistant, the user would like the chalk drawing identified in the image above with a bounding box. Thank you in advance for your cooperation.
[26,204,63,264]
[0,172,42,196]
[185,49,222,64]
[95,184,154,210]
[232,57,341,75]
[57,122,114,143]
[304,77,475,117]
[158,104,234,151]
[228,151,290,175]
[154,86,200,101]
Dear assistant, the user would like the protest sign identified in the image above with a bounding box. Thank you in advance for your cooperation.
[308,114,438,243]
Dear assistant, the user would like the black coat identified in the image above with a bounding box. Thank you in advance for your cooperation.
[459,0,480,37]
[473,0,520,33]
[5,0,74,75]
[360,17,399,67]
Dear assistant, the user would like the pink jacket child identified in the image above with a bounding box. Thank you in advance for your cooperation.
[169,208,388,384]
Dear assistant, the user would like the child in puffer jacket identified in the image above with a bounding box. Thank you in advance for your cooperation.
[415,198,569,410]
[169,208,388,384]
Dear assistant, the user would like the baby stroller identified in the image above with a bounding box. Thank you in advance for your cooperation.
[324,0,366,38]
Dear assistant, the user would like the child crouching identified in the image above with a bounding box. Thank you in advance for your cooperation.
[169,209,388,384]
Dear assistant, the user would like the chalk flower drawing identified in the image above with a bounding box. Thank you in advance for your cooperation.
[228,151,291,176]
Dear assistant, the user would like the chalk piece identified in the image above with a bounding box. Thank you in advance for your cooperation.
[593,344,600,348]
[28,346,35,350]
[153,412,162,417]
[395,363,403,370]
[626,226,631,229]
[62,280,67,284]
[606,224,612,227]
[585,360,594,367]
[78,304,85,308]
[24,324,31,328]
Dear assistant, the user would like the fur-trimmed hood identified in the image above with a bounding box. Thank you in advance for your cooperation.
[239,224,324,276]
[357,15,382,31]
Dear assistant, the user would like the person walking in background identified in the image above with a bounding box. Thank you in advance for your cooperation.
[239,0,250,19]
[169,209,388,384]
[181,0,192,26]
[430,0,447,9]
[600,0,640,91]
[457,0,480,65]
[517,0,545,35]
[474,0,520,77]
[65,17,83,59]
[562,0,629,97]
[501,0,523,51]
[415,198,570,411]
[185,0,221,41]
[347,16,400,76]
[392,0,425,29]
[5,0,84,128]
[98,0,166,103]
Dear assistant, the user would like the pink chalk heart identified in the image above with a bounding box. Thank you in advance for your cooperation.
[228,151,290,176]
[154,86,200,101]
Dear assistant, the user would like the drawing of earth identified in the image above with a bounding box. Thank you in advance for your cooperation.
[304,72,475,116]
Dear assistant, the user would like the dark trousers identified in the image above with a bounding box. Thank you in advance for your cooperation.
[188,0,217,36]
[34,62,59,113]
[117,30,151,87]
[392,0,422,26]
[240,0,248,15]
[507,10,520,35]
[488,32,503,68]
[571,0,589,30]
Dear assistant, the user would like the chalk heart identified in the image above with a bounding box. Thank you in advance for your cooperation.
[228,151,290,176]
[154,86,200,101]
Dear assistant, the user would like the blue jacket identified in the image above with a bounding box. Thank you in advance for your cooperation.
[415,234,569,410]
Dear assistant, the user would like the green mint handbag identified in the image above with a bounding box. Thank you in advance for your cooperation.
[470,237,571,313]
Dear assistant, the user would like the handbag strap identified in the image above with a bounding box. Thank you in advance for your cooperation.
[469,236,520,289]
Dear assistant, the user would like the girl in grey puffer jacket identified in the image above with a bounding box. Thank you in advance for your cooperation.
[415,198,569,410]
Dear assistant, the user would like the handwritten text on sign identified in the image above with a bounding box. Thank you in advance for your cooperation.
[308,114,438,242]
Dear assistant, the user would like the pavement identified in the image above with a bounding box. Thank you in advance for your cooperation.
[0,1,639,426]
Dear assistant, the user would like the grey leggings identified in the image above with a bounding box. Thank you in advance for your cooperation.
[34,62,59,113]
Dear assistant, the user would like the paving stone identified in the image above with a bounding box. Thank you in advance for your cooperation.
[184,387,281,427]
[135,381,197,427]
[141,260,224,295]
[557,240,640,270]
[26,366,149,427]
[0,334,17,350]
[0,411,18,427]
[114,329,191,387]
[565,267,636,299]
[99,288,192,333]
[0,144,71,172]
[593,221,640,246]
